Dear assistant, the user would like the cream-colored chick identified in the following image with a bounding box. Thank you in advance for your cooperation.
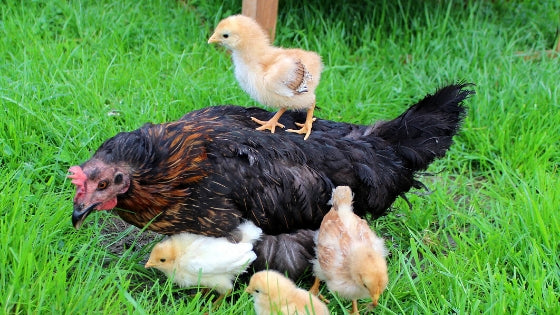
[246,270,329,315]
[208,14,323,140]
[311,186,388,315]
[145,221,261,300]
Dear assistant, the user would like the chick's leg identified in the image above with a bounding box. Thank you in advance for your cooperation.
[203,290,230,315]
[251,108,286,133]
[287,103,315,140]
[212,291,229,308]
[351,300,359,315]
[309,277,330,304]
[309,277,321,295]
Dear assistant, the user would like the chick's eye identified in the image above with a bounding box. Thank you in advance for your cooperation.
[222,33,229,39]
[114,173,123,184]
[160,258,166,263]
[97,180,108,190]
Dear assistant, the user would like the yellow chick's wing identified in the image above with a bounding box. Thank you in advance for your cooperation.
[184,221,261,276]
[182,238,256,275]
[264,54,313,98]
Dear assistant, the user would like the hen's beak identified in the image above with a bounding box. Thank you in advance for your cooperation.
[208,33,220,44]
[72,202,99,229]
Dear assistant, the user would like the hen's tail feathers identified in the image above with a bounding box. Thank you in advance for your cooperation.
[372,83,474,172]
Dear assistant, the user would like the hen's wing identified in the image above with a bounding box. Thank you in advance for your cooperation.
[173,105,407,237]
[196,116,334,234]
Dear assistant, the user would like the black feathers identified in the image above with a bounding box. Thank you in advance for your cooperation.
[82,83,473,279]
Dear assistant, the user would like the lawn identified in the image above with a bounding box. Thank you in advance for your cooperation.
[1,0,559,314]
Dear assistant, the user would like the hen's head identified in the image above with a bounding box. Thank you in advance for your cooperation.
[68,159,131,229]
[208,14,270,51]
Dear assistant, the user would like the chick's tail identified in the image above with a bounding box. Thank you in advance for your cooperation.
[371,83,474,172]
[237,221,263,244]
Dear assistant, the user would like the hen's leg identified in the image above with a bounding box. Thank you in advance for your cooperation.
[287,103,315,140]
[251,108,286,133]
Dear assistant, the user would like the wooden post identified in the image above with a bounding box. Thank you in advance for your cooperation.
[242,0,279,42]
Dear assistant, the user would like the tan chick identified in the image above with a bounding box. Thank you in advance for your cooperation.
[145,221,261,303]
[311,186,388,315]
[246,270,329,315]
[208,14,323,140]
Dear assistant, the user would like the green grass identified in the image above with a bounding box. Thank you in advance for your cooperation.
[1,0,559,313]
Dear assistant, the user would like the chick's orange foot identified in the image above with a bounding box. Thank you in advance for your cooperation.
[250,108,287,133]
[286,117,316,140]
[286,105,316,140]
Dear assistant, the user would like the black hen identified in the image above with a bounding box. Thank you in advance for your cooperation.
[69,83,473,279]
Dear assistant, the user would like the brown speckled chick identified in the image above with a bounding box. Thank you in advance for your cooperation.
[311,186,388,314]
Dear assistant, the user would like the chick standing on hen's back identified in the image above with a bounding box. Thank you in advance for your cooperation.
[246,270,330,315]
[311,186,388,315]
[145,221,261,303]
[208,14,323,140]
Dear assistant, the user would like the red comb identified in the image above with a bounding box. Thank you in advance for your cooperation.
[68,166,87,201]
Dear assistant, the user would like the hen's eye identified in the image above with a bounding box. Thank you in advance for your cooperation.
[160,258,166,263]
[97,180,109,190]
[114,173,123,184]
[222,33,229,39]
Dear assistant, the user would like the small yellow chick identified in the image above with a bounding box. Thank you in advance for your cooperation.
[145,221,261,301]
[311,186,388,315]
[246,270,329,315]
[208,14,323,140]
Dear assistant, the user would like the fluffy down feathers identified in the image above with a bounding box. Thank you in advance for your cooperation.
[312,186,388,313]
[246,270,329,315]
[145,221,261,294]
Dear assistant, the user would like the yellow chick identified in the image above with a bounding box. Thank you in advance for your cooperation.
[311,186,388,315]
[246,270,330,315]
[145,221,261,302]
[208,14,323,140]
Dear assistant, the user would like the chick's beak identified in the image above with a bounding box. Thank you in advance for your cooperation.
[370,292,381,307]
[208,33,220,44]
[72,202,99,230]
[144,260,154,269]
